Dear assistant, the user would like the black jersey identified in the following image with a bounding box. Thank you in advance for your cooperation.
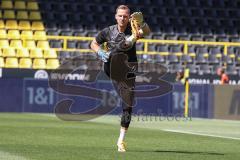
[95,24,137,62]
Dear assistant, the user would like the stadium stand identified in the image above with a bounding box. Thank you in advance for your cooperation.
[0,0,59,69]
[0,0,240,75]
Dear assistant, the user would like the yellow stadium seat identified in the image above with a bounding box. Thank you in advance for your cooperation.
[0,11,2,18]
[2,48,16,57]
[6,20,18,29]
[32,21,44,30]
[37,41,50,49]
[3,10,15,19]
[0,29,7,39]
[0,49,2,56]
[14,1,26,9]
[10,40,23,48]
[19,21,31,30]
[30,48,43,58]
[16,48,29,57]
[16,11,29,20]
[34,31,47,40]
[7,30,20,39]
[21,30,33,40]
[0,57,4,68]
[46,59,60,69]
[29,11,41,20]
[19,58,32,68]
[33,58,46,69]
[5,57,18,68]
[24,40,36,49]
[27,2,39,10]
[0,20,5,29]
[0,40,9,48]
[44,49,58,59]
[1,0,13,9]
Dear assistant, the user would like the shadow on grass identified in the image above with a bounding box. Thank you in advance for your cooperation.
[129,150,224,156]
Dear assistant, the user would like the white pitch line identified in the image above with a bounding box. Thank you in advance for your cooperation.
[0,150,28,160]
[163,129,240,140]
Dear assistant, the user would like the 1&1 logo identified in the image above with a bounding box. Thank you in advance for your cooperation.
[48,53,173,121]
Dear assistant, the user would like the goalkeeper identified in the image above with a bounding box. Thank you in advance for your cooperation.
[90,5,150,152]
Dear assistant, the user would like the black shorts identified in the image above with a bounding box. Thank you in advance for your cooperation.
[104,51,137,108]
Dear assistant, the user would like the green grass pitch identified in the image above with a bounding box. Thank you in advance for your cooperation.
[0,113,239,160]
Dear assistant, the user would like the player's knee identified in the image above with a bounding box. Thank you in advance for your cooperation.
[121,107,132,128]
[123,107,132,114]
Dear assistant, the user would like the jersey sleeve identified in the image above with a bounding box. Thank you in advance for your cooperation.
[95,27,109,45]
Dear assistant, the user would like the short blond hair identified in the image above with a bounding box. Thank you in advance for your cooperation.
[116,5,130,14]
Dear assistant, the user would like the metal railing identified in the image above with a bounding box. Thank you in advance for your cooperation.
[46,35,240,55]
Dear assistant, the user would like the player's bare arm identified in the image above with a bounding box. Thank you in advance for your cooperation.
[90,39,101,53]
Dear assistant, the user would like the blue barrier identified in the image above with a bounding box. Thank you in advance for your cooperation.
[0,79,213,118]
[0,79,23,112]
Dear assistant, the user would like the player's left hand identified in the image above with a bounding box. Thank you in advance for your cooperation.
[130,12,144,26]
[129,12,150,43]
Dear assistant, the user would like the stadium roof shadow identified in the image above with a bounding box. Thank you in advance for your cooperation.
[128,150,225,156]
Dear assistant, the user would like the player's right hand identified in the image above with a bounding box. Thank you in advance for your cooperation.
[97,49,109,62]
